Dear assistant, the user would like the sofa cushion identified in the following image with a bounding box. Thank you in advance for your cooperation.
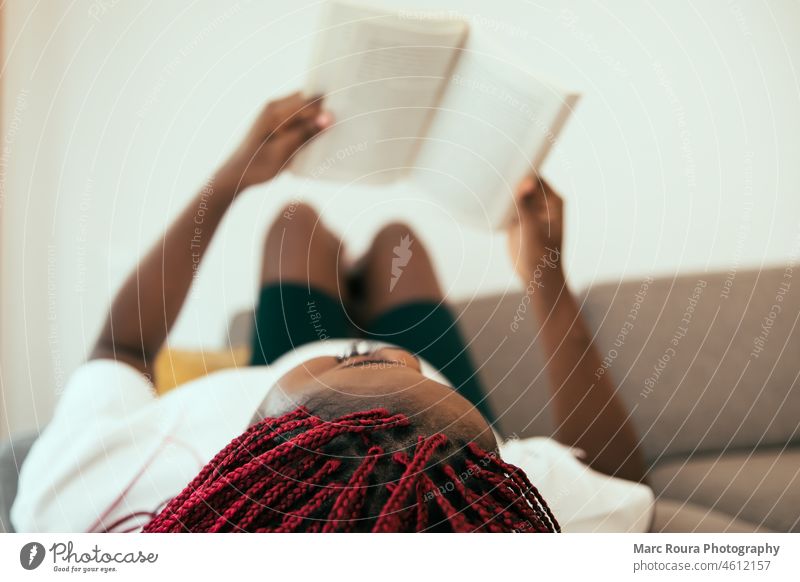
[153,346,250,395]
[648,449,800,533]
[650,498,772,533]
[579,266,800,462]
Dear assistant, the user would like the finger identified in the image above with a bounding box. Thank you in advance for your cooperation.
[272,117,326,158]
[249,93,321,141]
[309,109,334,130]
[513,175,546,225]
[540,180,564,222]
[518,175,562,212]
[515,175,540,204]
[538,177,562,204]
[265,92,324,130]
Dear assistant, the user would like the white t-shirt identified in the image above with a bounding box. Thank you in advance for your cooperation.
[12,341,653,533]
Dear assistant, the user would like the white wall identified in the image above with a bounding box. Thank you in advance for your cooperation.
[2,0,799,435]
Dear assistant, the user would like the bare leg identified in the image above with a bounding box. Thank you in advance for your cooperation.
[261,202,348,303]
[357,222,443,324]
[249,202,351,365]
[354,223,494,421]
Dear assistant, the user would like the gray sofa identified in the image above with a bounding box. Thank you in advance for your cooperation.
[3,266,798,532]
[457,265,799,532]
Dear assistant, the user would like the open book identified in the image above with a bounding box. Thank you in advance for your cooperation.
[291,1,579,229]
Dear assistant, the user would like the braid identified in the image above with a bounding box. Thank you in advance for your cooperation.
[142,407,559,533]
[322,445,383,532]
[482,445,560,532]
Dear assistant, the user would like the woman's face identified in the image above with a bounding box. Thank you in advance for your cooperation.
[259,346,497,450]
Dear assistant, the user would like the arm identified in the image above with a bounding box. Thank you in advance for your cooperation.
[91,93,331,379]
[506,177,647,483]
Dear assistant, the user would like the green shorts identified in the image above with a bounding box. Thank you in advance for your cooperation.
[249,283,494,422]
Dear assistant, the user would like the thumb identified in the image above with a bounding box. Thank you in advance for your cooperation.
[512,175,542,225]
[272,112,333,158]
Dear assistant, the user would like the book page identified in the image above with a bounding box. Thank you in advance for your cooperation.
[291,1,468,184]
[412,46,578,229]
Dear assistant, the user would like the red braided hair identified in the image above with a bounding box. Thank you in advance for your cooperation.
[142,407,559,533]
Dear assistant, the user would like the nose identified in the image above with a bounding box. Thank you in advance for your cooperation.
[341,347,421,372]
[374,347,422,371]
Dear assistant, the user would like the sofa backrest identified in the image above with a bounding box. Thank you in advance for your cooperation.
[455,265,800,462]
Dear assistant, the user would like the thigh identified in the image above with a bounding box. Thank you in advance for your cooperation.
[261,202,348,300]
[252,203,353,365]
[365,301,495,423]
[250,283,351,366]
[359,223,443,323]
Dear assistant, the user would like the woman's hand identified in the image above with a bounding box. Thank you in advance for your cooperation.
[92,92,331,378]
[506,175,564,284]
[214,92,332,194]
[505,176,647,482]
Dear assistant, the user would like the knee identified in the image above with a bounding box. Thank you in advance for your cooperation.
[276,201,318,226]
[268,202,320,242]
[372,222,418,251]
[265,202,320,252]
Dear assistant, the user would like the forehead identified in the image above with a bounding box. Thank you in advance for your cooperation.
[261,357,497,450]
[307,369,497,450]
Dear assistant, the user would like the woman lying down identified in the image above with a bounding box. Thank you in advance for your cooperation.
[13,93,652,533]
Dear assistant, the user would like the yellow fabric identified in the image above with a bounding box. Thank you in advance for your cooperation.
[154,347,251,395]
